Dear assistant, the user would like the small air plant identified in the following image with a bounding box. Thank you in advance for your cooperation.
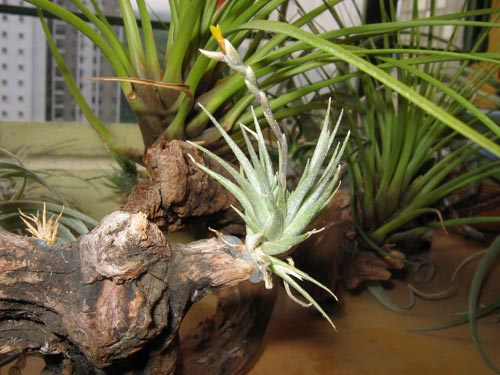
[19,203,64,247]
[190,26,349,328]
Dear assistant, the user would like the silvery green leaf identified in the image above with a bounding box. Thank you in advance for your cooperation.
[187,140,270,225]
[198,105,264,198]
[230,204,261,235]
[260,230,318,256]
[240,124,274,202]
[262,211,284,242]
[271,262,336,329]
[284,178,341,238]
[251,111,274,186]
[285,100,340,223]
[271,257,338,302]
[186,153,260,226]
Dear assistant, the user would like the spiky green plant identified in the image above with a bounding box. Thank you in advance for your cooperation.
[239,3,499,256]
[188,27,349,328]
[17,0,499,165]
[19,0,356,162]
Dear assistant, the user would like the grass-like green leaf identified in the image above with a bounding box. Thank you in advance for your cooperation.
[367,281,415,313]
[241,19,500,158]
[271,259,336,329]
[0,161,63,202]
[36,8,143,163]
[468,236,500,373]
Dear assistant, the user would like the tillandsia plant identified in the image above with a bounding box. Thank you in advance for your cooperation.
[234,2,500,249]
[19,202,64,247]
[14,0,499,170]
[188,26,349,328]
[228,3,500,369]
[20,0,356,163]
[0,148,97,243]
[338,1,500,249]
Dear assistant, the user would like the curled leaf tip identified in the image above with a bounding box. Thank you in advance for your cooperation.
[210,24,226,54]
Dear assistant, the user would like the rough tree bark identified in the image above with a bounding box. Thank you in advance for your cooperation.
[0,140,277,374]
[123,139,243,234]
[0,211,256,374]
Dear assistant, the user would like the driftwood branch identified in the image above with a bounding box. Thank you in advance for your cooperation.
[182,283,277,375]
[0,211,254,374]
[123,140,243,235]
[0,140,359,375]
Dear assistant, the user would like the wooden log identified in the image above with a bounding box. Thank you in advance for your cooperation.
[0,211,254,374]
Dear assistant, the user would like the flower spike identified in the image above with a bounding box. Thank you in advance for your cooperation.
[192,26,350,329]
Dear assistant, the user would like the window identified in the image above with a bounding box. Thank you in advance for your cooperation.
[55,81,65,91]
[55,39,64,49]
[17,95,23,102]
[18,64,24,71]
[18,48,24,56]
[1,111,8,117]
[17,79,24,87]
[18,32,24,39]
[54,24,65,34]
[54,108,64,118]
[1,63,7,70]
[17,111,24,117]
[1,95,7,101]
[1,47,7,54]
[1,31,7,38]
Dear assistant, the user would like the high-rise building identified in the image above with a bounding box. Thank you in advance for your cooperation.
[0,0,121,123]
[0,0,47,121]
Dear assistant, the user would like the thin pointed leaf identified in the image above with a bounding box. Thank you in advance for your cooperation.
[411,299,500,333]
[242,20,500,158]
[367,281,415,313]
[186,154,258,224]
[271,257,338,301]
[198,105,265,195]
[468,236,500,373]
[272,260,336,329]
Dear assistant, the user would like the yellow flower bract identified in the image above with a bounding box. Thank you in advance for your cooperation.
[209,24,226,54]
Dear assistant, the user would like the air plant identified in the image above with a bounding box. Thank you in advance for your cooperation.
[19,203,64,247]
[20,0,353,163]
[188,26,349,328]
[0,148,97,243]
